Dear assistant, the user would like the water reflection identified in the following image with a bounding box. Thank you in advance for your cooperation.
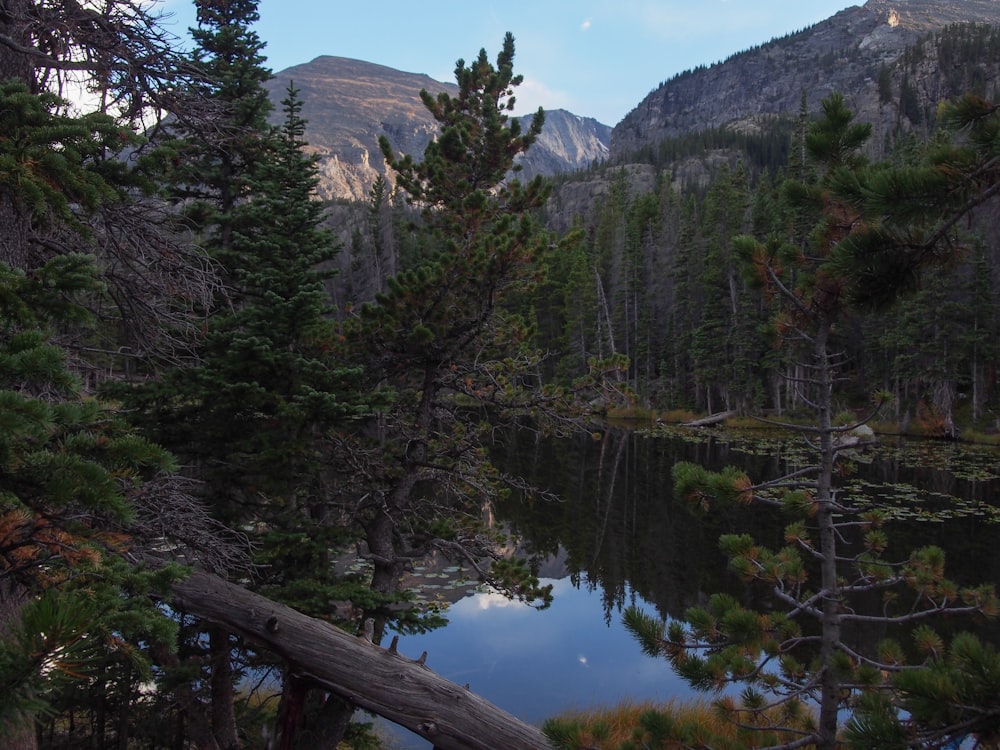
[383,427,1000,748]
[384,577,689,750]
[498,427,1000,619]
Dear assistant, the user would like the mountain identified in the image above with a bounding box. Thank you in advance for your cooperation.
[610,0,1000,161]
[266,56,610,202]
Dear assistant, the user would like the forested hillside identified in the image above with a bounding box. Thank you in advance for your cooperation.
[327,20,1000,436]
[531,22,1000,433]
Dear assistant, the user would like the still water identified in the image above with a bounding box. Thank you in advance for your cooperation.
[382,426,1000,748]
[383,579,684,749]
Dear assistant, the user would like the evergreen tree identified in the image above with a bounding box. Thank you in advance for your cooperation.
[122,5,279,745]
[328,34,581,637]
[151,0,274,280]
[0,248,183,747]
[541,218,599,384]
[590,171,628,369]
[826,90,1000,748]
[624,93,998,750]
[119,5,376,746]
[125,62,377,750]
[665,195,701,408]
[846,631,1000,749]
[688,164,763,413]
[0,69,234,749]
[829,93,1000,307]
[201,85,376,747]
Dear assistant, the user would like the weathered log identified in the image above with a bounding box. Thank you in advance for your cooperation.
[681,410,737,427]
[169,570,552,750]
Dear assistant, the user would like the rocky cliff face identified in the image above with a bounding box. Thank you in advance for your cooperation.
[610,0,1000,161]
[516,110,610,182]
[266,56,610,202]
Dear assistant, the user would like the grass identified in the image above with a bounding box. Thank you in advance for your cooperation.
[543,698,817,750]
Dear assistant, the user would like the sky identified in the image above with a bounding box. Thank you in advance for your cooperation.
[157,0,861,126]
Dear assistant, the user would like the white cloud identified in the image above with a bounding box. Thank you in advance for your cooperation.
[581,18,592,31]
[510,75,573,116]
[473,590,529,611]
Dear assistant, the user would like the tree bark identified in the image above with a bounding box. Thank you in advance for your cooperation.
[209,626,241,750]
[814,319,841,750]
[0,581,37,750]
[169,570,552,750]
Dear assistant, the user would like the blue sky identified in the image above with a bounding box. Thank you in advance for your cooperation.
[158,0,860,126]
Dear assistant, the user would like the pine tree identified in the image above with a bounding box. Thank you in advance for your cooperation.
[330,33,579,630]
[0,252,183,745]
[688,163,763,414]
[124,48,377,750]
[122,6,278,745]
[624,93,998,750]
[665,195,701,408]
[828,92,1000,308]
[211,85,380,747]
[117,4,378,746]
[151,0,274,281]
[0,68,231,749]
[828,91,1000,748]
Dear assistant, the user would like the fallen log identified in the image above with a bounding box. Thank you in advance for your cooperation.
[170,570,551,750]
[681,410,737,428]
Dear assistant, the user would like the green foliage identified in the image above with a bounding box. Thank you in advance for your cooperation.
[0,590,102,733]
[626,92,1000,750]
[112,6,382,746]
[828,92,1000,310]
[380,32,544,215]
[124,56,371,553]
[843,692,909,750]
[489,556,554,608]
[0,252,182,732]
[805,93,872,170]
[622,606,666,658]
[333,35,582,636]
[0,81,142,234]
[672,462,752,511]
[150,0,274,274]
[849,632,1000,748]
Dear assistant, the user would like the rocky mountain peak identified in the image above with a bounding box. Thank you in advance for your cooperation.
[266,56,610,202]
[609,0,1000,161]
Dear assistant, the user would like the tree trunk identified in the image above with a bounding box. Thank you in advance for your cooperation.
[814,320,841,750]
[275,674,308,750]
[169,570,551,750]
[681,410,737,427]
[0,0,36,89]
[0,581,37,750]
[209,627,241,750]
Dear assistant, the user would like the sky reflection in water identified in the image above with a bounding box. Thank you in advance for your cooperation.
[382,576,692,749]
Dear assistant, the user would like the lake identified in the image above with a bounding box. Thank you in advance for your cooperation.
[381,426,1000,748]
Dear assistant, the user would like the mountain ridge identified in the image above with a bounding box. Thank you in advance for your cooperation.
[266,56,610,201]
[610,0,1000,160]
[268,1,1000,204]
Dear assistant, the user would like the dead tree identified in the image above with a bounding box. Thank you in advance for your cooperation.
[170,570,552,750]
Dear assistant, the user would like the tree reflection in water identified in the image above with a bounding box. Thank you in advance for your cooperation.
[385,427,1000,749]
